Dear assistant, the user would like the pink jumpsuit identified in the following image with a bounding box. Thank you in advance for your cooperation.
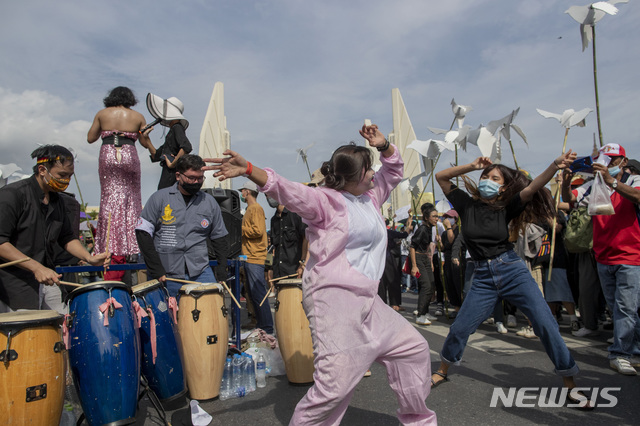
[259,146,436,425]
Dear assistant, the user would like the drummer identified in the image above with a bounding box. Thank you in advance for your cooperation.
[135,154,229,298]
[0,145,110,312]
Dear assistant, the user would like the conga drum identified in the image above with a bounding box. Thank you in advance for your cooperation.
[0,310,65,425]
[66,281,140,425]
[274,279,315,384]
[132,279,186,403]
[177,283,228,400]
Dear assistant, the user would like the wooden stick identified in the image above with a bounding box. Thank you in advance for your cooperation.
[547,127,570,281]
[268,273,299,283]
[58,281,83,288]
[104,212,112,254]
[259,284,274,307]
[0,257,30,269]
[169,278,241,309]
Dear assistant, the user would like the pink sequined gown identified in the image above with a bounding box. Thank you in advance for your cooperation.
[94,131,142,255]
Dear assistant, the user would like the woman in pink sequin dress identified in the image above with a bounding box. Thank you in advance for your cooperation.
[87,86,153,280]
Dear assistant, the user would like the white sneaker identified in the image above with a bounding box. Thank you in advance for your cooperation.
[609,358,637,376]
[413,310,419,316]
[507,315,517,328]
[425,313,437,321]
[572,327,598,337]
[483,317,495,325]
[516,326,537,339]
[416,315,431,325]
[496,322,508,334]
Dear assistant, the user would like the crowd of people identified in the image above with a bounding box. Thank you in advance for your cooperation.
[1,83,639,422]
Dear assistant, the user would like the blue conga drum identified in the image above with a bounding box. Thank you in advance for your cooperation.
[132,279,186,403]
[66,281,140,425]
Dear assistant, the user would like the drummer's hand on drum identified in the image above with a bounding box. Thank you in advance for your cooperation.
[158,275,167,284]
[33,264,62,286]
[86,251,111,268]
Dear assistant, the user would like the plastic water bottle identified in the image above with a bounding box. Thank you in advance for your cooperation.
[243,353,256,393]
[256,353,267,388]
[232,354,246,397]
[220,357,233,400]
[59,403,76,426]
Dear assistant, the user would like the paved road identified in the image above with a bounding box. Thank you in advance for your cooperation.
[134,292,638,425]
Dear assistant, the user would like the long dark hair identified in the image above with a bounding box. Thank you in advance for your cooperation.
[103,86,137,108]
[320,143,372,190]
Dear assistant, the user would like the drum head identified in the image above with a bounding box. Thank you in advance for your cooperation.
[0,310,63,335]
[178,283,223,296]
[132,279,162,296]
[275,278,302,288]
[65,281,131,302]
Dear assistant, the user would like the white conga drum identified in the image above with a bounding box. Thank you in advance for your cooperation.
[274,279,315,384]
[0,310,65,425]
[177,283,228,400]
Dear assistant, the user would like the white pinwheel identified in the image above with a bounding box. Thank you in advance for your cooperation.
[466,126,501,162]
[427,125,472,151]
[295,142,315,180]
[536,108,592,128]
[486,108,528,169]
[565,1,628,51]
[407,139,455,160]
[451,98,473,128]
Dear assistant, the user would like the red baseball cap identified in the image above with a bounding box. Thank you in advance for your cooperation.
[598,143,626,158]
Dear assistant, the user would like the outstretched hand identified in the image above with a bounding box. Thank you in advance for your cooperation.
[359,124,386,148]
[554,150,577,170]
[469,157,492,170]
[202,150,249,181]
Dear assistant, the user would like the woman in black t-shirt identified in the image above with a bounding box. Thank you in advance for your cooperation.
[430,153,594,410]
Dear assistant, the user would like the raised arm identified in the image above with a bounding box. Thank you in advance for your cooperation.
[436,157,493,194]
[520,150,576,203]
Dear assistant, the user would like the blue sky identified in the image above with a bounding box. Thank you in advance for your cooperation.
[1,0,638,212]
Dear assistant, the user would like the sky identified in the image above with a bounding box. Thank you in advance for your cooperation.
[1,0,639,218]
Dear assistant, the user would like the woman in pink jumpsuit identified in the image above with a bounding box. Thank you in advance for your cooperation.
[206,124,436,425]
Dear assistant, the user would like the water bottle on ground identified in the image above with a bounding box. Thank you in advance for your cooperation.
[256,353,267,388]
[220,357,233,400]
[232,354,246,397]
[243,353,256,393]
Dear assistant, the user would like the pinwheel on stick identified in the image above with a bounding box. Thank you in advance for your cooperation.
[536,107,593,280]
[565,0,628,146]
[486,108,528,170]
[295,142,315,180]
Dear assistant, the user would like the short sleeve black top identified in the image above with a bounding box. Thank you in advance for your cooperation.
[446,186,526,261]
[0,175,75,309]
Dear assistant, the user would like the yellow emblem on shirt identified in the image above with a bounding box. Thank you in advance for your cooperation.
[161,204,176,225]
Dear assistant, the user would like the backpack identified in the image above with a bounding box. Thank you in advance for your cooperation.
[563,206,593,253]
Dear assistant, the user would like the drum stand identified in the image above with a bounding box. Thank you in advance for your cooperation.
[138,375,170,426]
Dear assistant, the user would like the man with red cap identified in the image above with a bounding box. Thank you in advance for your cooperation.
[562,143,640,375]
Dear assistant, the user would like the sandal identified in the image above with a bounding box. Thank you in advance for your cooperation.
[566,389,595,411]
[430,371,449,388]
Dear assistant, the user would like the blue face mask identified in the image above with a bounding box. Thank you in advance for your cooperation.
[608,166,621,177]
[478,179,502,199]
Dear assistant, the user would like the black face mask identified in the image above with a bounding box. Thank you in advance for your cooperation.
[181,181,202,195]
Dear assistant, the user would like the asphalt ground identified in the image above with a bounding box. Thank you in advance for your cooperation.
[133,291,639,426]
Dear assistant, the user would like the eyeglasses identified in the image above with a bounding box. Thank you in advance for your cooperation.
[180,173,205,183]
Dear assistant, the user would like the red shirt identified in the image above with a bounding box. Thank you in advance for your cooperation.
[573,174,640,265]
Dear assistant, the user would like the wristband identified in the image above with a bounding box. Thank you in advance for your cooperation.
[244,161,254,177]
[376,139,390,152]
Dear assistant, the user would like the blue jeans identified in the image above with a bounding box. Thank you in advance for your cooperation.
[244,262,274,334]
[166,267,216,300]
[597,263,640,359]
[441,250,579,376]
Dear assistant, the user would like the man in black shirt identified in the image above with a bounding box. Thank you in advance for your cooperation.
[0,145,110,311]
[267,196,308,279]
